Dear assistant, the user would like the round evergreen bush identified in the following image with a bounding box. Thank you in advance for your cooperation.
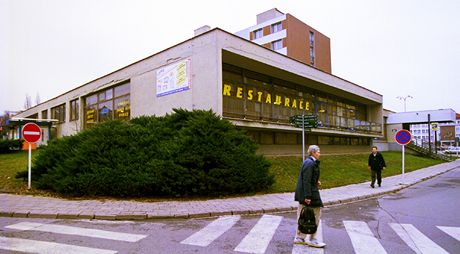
[30,109,274,197]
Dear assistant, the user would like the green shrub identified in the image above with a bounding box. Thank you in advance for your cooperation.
[30,109,274,197]
[0,139,23,153]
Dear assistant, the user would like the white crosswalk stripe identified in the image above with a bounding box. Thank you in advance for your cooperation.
[0,236,117,254]
[234,214,283,254]
[291,220,324,254]
[390,223,449,254]
[6,222,147,242]
[343,220,387,254]
[180,215,241,247]
[437,226,460,241]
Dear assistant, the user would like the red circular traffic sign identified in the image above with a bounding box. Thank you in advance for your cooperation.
[395,129,412,145]
[22,123,41,143]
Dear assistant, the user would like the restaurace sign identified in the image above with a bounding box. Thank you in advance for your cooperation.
[223,83,311,110]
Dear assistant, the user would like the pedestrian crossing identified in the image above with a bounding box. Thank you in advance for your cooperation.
[0,216,458,253]
[179,215,459,254]
[1,221,147,254]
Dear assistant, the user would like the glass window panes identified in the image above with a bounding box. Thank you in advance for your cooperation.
[114,83,130,97]
[271,22,282,33]
[253,29,263,39]
[83,82,130,128]
[272,39,283,50]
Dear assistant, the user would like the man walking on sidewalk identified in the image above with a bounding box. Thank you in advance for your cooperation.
[294,145,326,248]
[368,146,386,188]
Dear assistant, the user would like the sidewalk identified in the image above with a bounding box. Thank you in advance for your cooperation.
[1,159,459,221]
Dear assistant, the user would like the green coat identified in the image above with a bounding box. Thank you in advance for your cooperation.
[294,156,323,207]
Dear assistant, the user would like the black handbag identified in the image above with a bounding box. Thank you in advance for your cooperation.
[298,206,317,234]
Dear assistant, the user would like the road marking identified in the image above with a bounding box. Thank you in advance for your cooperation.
[180,215,240,247]
[6,222,147,242]
[437,226,460,241]
[390,223,449,254]
[292,220,324,254]
[234,214,283,254]
[343,220,387,254]
[0,236,117,254]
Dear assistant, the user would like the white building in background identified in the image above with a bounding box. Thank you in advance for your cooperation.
[409,112,459,147]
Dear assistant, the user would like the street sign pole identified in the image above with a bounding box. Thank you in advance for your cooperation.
[302,114,305,161]
[395,129,411,185]
[22,122,41,190]
[402,144,405,183]
[28,142,32,190]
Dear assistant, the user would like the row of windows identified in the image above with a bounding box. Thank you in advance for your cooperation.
[222,65,380,134]
[252,22,283,40]
[246,130,370,146]
[84,82,131,128]
[31,83,130,128]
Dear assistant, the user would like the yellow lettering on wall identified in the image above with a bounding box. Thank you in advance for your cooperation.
[292,99,297,108]
[223,84,232,96]
[248,90,254,100]
[275,95,282,105]
[265,93,272,104]
[236,87,243,99]
[305,102,310,110]
[284,97,290,107]
[257,92,263,102]
[299,100,304,110]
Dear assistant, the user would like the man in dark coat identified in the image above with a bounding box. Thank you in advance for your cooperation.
[368,146,386,188]
[294,145,326,248]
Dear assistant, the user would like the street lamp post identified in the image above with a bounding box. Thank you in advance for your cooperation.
[396,95,413,112]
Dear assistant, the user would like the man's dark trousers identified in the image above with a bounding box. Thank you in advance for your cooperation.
[371,169,382,187]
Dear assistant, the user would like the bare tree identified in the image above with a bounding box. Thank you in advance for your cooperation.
[35,92,41,106]
[24,94,32,109]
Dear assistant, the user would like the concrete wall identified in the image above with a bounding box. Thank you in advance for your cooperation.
[259,144,370,156]
[14,31,223,137]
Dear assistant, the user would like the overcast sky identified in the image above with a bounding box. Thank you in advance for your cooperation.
[1,0,459,115]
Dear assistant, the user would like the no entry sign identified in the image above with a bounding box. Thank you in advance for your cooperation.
[22,123,41,143]
[395,129,412,145]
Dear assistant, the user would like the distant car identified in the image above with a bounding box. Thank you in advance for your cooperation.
[445,147,460,154]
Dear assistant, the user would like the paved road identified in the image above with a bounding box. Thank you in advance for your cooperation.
[1,168,459,253]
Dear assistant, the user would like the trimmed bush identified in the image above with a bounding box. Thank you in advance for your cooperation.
[0,139,23,153]
[28,109,274,197]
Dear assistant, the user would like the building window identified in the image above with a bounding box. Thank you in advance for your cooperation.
[272,39,283,50]
[41,110,48,119]
[84,82,130,128]
[271,22,282,33]
[70,99,79,121]
[51,104,66,123]
[310,47,315,65]
[309,31,315,65]
[253,29,263,39]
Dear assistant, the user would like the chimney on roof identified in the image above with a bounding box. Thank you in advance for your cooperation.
[194,25,211,36]
[257,8,284,24]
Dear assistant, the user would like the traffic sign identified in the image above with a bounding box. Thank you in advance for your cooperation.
[431,122,439,131]
[289,115,318,128]
[22,123,41,143]
[395,129,411,145]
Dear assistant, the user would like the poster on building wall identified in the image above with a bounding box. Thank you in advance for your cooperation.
[156,59,191,97]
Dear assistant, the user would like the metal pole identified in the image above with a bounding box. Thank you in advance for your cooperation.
[302,114,305,161]
[434,130,438,154]
[28,142,31,190]
[428,114,431,154]
[402,145,405,183]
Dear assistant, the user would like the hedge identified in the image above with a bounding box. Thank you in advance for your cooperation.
[22,109,274,197]
[0,139,23,153]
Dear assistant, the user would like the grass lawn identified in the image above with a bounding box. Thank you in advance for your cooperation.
[0,151,34,193]
[0,151,445,196]
[266,152,444,193]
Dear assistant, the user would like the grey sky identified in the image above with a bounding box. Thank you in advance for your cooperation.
[1,0,459,114]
